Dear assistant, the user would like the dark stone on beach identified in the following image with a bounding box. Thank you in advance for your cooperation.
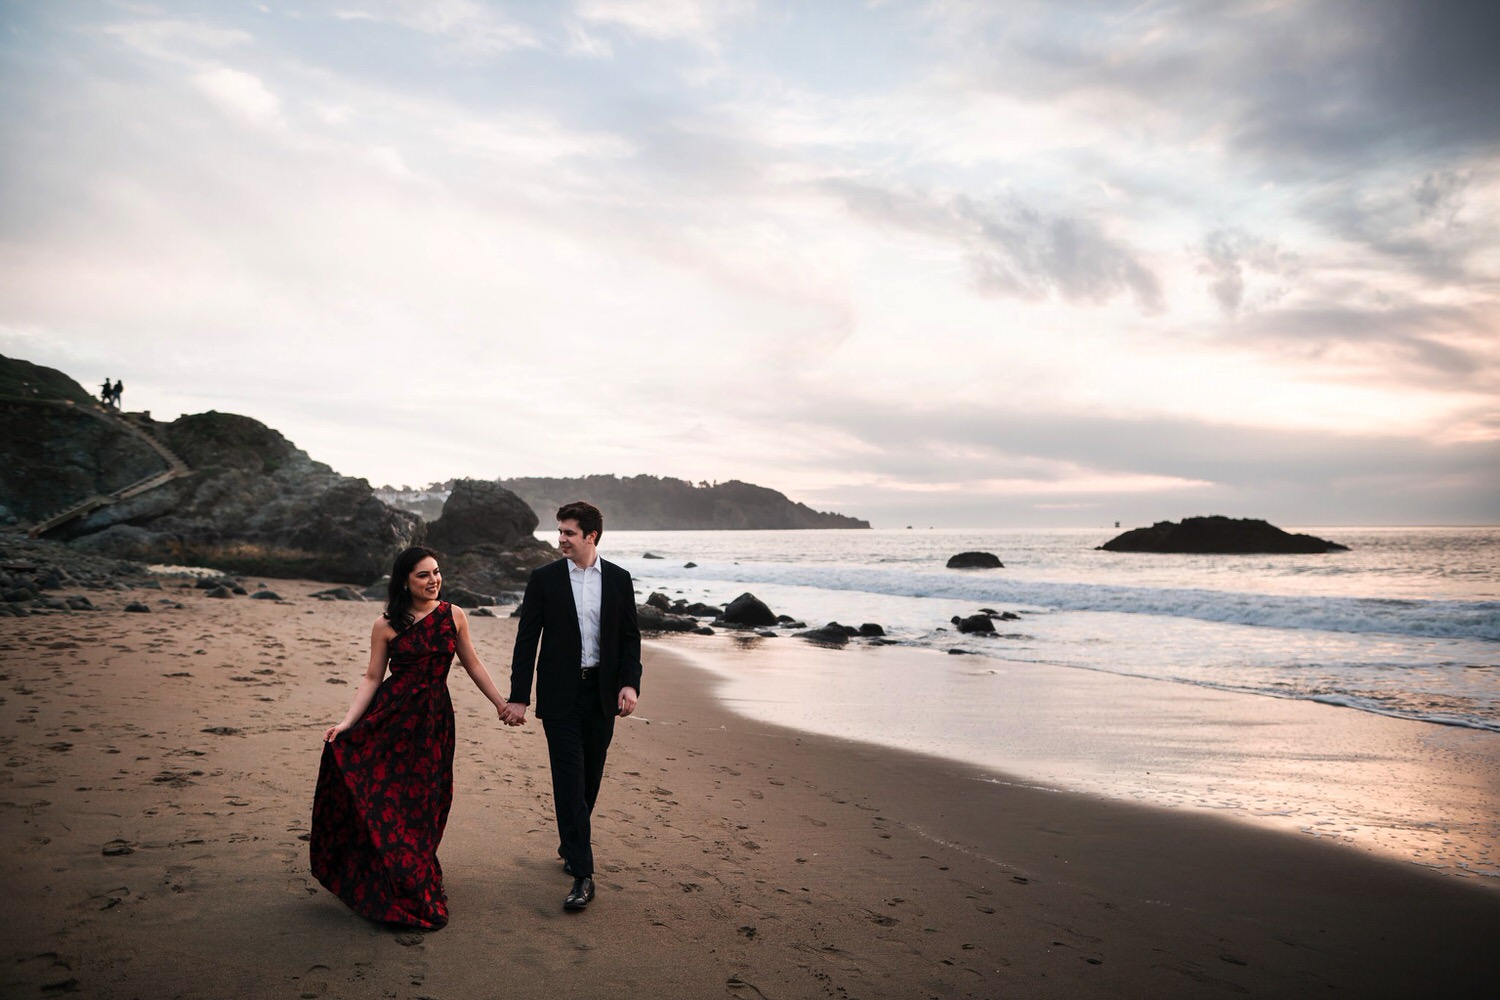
[196,576,237,589]
[471,606,498,617]
[249,590,281,600]
[797,622,851,646]
[642,552,664,559]
[66,595,95,610]
[948,648,974,655]
[231,585,248,595]
[1097,516,1349,554]
[678,601,721,618]
[947,551,1003,569]
[206,585,233,599]
[637,604,701,632]
[312,586,366,601]
[694,626,715,635]
[684,562,697,569]
[4,586,38,603]
[858,623,886,637]
[721,592,777,627]
[646,591,672,611]
[124,602,151,613]
[423,478,536,553]
[441,585,496,608]
[953,614,995,634]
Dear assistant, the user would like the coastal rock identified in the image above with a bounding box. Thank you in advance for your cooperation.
[440,585,497,608]
[311,587,366,601]
[423,480,558,593]
[946,551,1003,569]
[1098,516,1350,554]
[2,356,422,583]
[796,622,851,646]
[636,604,701,632]
[249,590,282,600]
[424,479,537,554]
[858,623,886,637]
[646,592,673,611]
[721,592,778,627]
[952,613,996,634]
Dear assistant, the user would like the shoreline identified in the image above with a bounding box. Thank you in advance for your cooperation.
[2,576,1499,997]
[657,633,1500,886]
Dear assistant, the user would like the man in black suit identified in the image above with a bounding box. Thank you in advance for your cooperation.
[504,500,641,910]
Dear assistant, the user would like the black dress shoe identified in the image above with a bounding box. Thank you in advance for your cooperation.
[564,876,595,910]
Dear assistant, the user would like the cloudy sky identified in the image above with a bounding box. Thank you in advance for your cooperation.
[2,1,1496,527]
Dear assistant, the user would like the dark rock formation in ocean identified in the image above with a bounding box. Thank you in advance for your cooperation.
[422,479,558,595]
[952,613,996,634]
[490,474,871,530]
[946,551,1003,569]
[1,355,419,582]
[1098,516,1349,554]
[720,592,778,627]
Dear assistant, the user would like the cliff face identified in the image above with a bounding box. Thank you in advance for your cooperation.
[1,356,420,582]
[494,474,871,530]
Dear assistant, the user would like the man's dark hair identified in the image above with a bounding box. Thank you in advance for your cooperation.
[556,500,604,543]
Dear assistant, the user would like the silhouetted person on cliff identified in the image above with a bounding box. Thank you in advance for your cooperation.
[112,380,124,409]
[100,379,114,406]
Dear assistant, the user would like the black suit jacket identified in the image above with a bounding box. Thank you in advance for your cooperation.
[508,557,642,719]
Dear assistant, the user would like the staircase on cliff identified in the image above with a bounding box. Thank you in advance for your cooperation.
[18,399,192,538]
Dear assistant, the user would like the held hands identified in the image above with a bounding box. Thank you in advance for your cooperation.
[500,702,528,727]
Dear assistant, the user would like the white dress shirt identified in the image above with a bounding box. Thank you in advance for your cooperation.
[568,555,602,669]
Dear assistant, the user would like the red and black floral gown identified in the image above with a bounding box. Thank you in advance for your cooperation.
[310,603,457,929]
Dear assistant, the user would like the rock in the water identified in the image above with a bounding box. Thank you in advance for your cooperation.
[646,591,672,611]
[952,613,995,634]
[796,622,851,646]
[642,552,664,559]
[946,551,1003,569]
[720,592,777,627]
[858,623,885,637]
[1097,516,1349,554]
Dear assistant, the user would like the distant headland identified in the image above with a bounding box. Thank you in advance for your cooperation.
[381,475,869,531]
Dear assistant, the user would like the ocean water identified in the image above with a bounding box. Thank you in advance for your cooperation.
[602,526,1500,733]
[597,526,1500,881]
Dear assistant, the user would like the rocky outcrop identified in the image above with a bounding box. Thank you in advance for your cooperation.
[1098,516,1349,554]
[946,551,1003,569]
[720,592,778,627]
[2,356,422,582]
[424,479,558,595]
[491,474,871,530]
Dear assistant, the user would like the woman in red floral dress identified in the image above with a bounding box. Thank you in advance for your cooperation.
[310,546,510,929]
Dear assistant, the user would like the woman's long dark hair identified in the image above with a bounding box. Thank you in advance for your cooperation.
[384,546,440,633]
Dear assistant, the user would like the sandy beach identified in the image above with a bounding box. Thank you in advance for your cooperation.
[3,575,1499,999]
